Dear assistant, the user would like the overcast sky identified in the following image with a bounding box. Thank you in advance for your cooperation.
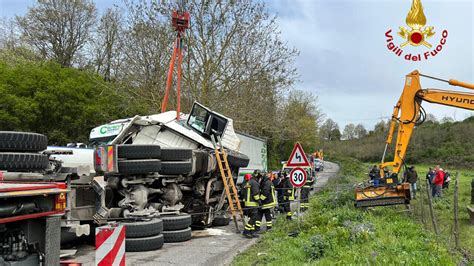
[1,0,473,130]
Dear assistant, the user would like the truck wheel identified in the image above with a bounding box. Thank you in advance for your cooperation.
[117,159,162,174]
[0,152,49,171]
[125,234,164,252]
[212,216,231,226]
[0,131,48,152]
[162,227,192,243]
[117,144,161,159]
[194,150,209,174]
[159,161,192,175]
[226,150,250,168]
[162,214,192,231]
[120,218,163,238]
[160,148,193,161]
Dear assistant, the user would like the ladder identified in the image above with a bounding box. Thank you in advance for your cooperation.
[211,135,244,232]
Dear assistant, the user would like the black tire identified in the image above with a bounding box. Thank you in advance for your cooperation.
[159,161,192,175]
[160,148,193,161]
[0,131,48,152]
[120,218,163,238]
[212,216,230,226]
[162,227,192,243]
[117,159,161,174]
[0,153,49,171]
[162,214,192,231]
[125,234,164,252]
[226,150,250,168]
[117,144,161,159]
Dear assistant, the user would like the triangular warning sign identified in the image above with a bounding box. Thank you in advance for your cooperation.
[286,142,310,167]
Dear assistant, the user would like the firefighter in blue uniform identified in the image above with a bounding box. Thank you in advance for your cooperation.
[281,171,295,220]
[300,170,314,211]
[242,172,261,238]
[256,172,277,231]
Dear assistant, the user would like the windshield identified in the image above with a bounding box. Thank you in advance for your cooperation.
[187,104,209,134]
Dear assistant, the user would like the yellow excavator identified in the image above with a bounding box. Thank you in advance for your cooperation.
[355,70,474,207]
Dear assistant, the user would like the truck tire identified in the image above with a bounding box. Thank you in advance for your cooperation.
[162,227,192,243]
[117,144,161,159]
[125,234,164,252]
[120,218,163,238]
[160,148,193,161]
[0,153,49,171]
[226,150,250,168]
[160,161,192,175]
[212,216,231,226]
[0,131,48,152]
[117,159,161,174]
[162,214,192,231]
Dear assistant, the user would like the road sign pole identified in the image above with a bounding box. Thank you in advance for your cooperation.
[297,187,301,225]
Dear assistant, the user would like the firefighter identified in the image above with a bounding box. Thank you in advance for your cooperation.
[256,172,277,231]
[242,172,260,238]
[301,170,314,211]
[281,171,295,220]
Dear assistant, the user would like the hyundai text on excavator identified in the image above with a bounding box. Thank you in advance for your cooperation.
[355,70,474,207]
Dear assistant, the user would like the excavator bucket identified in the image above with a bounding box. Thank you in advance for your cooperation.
[355,183,411,207]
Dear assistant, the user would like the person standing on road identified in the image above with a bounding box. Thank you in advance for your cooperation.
[282,172,295,220]
[242,173,260,238]
[256,172,277,231]
[432,166,445,198]
[405,166,418,199]
[274,172,285,214]
[300,170,314,211]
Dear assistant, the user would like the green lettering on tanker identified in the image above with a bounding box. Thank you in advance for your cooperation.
[99,124,121,134]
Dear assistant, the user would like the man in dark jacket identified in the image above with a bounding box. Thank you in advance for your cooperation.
[405,166,418,199]
[242,172,260,238]
[256,173,277,231]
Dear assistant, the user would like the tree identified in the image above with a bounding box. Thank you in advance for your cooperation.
[425,113,438,123]
[16,0,97,67]
[354,124,367,139]
[0,59,127,144]
[92,7,123,81]
[342,123,356,140]
[441,116,454,123]
[320,119,341,141]
[374,120,388,133]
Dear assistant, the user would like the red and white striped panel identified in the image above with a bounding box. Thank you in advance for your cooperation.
[95,224,126,266]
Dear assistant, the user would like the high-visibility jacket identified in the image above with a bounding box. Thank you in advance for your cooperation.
[283,178,295,201]
[243,178,260,207]
[260,176,276,209]
[304,174,315,188]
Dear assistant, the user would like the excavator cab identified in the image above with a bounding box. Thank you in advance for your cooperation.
[355,70,474,208]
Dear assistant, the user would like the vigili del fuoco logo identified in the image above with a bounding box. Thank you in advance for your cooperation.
[385,0,448,62]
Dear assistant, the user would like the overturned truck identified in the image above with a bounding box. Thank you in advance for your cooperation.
[65,102,250,227]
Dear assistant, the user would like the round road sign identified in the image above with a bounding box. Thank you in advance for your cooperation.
[289,167,307,188]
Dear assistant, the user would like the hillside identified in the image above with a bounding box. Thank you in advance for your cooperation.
[322,117,474,168]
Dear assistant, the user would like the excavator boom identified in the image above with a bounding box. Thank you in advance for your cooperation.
[355,70,474,207]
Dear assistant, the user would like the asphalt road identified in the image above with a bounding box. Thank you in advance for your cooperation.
[69,161,340,266]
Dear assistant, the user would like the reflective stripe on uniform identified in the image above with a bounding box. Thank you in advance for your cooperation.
[245,224,255,230]
[255,221,261,226]
[260,194,267,200]
[266,221,272,226]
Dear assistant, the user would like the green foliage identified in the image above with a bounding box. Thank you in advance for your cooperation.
[0,58,132,144]
[233,158,464,265]
[322,119,474,168]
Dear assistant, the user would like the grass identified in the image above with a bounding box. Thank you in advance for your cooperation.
[233,158,468,265]
[408,165,474,259]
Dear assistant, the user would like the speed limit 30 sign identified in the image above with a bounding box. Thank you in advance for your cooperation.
[289,167,307,188]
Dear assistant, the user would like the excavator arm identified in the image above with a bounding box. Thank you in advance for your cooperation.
[356,70,474,207]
